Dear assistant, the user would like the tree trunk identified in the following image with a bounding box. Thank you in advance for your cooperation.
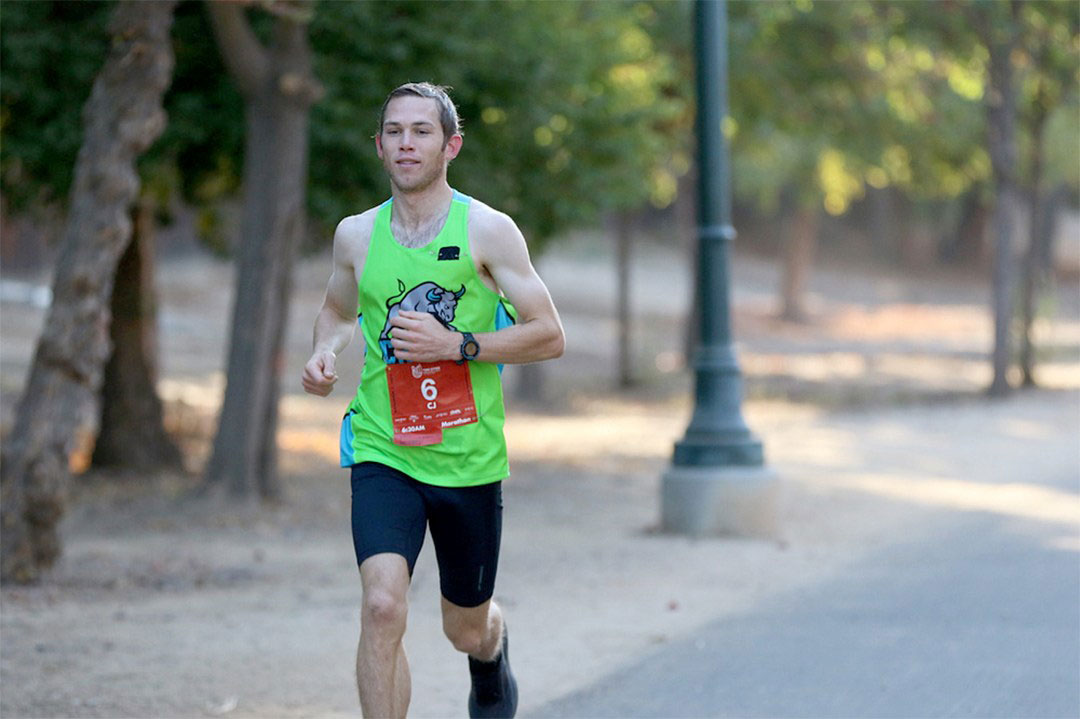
[614,211,634,388]
[944,188,991,265]
[92,194,183,471]
[513,362,547,404]
[1018,40,1066,390]
[1019,184,1066,387]
[980,1,1022,398]
[779,205,819,322]
[0,0,176,583]
[203,2,320,500]
[1018,104,1046,389]
[868,186,898,263]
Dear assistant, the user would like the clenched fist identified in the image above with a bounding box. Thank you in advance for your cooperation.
[302,349,338,396]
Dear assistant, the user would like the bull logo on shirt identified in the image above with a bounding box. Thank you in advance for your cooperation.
[380,280,466,364]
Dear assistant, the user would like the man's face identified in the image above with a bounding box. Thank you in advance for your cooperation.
[376,95,461,194]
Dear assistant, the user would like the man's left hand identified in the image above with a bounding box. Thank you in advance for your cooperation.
[389,311,459,363]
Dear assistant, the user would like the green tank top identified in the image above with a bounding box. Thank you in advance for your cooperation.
[340,191,516,487]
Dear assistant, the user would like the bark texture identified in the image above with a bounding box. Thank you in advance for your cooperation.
[614,211,634,388]
[779,206,819,322]
[203,1,320,499]
[92,196,183,471]
[0,0,176,583]
[946,190,991,266]
[981,1,1022,397]
[1019,185,1066,386]
[1017,37,1066,388]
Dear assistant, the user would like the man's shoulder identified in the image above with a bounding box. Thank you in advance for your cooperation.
[466,197,521,240]
[335,206,382,245]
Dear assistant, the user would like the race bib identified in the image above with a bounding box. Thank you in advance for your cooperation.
[386,361,478,446]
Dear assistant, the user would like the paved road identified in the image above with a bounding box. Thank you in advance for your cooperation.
[532,510,1080,718]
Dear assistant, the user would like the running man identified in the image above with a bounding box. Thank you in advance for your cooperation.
[301,82,564,719]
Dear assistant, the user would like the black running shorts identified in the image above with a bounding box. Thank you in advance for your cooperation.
[350,461,503,608]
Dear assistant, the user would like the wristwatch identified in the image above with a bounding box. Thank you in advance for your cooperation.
[460,332,480,361]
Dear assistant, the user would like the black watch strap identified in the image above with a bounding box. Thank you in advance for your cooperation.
[460,332,480,361]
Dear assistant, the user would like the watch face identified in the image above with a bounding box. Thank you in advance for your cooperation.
[464,340,480,357]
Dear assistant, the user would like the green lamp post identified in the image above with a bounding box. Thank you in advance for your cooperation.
[661,0,779,537]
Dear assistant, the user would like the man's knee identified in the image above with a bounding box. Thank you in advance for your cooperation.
[362,588,408,636]
[442,600,495,656]
[359,553,410,637]
[444,621,486,656]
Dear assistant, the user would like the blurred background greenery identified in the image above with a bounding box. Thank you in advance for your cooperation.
[3,0,1074,261]
[0,0,1077,573]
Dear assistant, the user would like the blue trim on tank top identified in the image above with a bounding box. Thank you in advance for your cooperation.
[340,411,356,467]
[494,301,516,374]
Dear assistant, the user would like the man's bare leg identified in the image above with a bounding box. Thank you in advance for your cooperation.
[357,553,412,718]
[443,597,518,717]
[441,597,503,660]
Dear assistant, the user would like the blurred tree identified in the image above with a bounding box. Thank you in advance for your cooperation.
[976,0,1023,398]
[0,2,113,209]
[1014,1,1079,387]
[725,0,1078,406]
[0,0,177,583]
[0,0,245,241]
[0,0,238,475]
[92,0,244,471]
[727,0,893,321]
[865,0,1077,392]
[202,0,322,500]
[612,0,694,388]
[910,0,1078,395]
[91,193,183,472]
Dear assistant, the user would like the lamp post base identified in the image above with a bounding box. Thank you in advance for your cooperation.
[661,464,780,538]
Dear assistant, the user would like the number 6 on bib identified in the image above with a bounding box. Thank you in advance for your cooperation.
[421,377,438,406]
[386,361,478,446]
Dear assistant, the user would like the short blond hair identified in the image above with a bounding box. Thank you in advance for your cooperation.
[379,82,461,145]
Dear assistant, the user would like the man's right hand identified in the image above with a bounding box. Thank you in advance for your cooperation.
[302,350,339,396]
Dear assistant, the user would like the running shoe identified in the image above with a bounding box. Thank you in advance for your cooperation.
[468,627,518,718]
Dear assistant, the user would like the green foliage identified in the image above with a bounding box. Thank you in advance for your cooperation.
[1014,0,1080,190]
[726,0,1078,217]
[4,0,1073,250]
[308,0,690,246]
[727,0,981,214]
[0,0,113,208]
[1,0,689,254]
[1044,104,1080,190]
[728,1,892,213]
[150,1,244,205]
[0,1,242,216]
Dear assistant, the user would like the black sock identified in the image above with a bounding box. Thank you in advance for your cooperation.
[469,648,503,675]
[469,630,506,676]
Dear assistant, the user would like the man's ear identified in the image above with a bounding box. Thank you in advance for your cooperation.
[375,132,384,159]
[444,134,463,162]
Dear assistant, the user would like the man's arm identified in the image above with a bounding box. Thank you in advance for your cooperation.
[301,216,367,396]
[388,208,564,364]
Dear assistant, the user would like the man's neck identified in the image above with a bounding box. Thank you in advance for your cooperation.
[391,182,453,231]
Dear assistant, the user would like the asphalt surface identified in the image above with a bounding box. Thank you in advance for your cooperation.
[532,510,1080,718]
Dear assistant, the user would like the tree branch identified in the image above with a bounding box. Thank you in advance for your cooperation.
[205,0,269,97]
[257,0,314,24]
